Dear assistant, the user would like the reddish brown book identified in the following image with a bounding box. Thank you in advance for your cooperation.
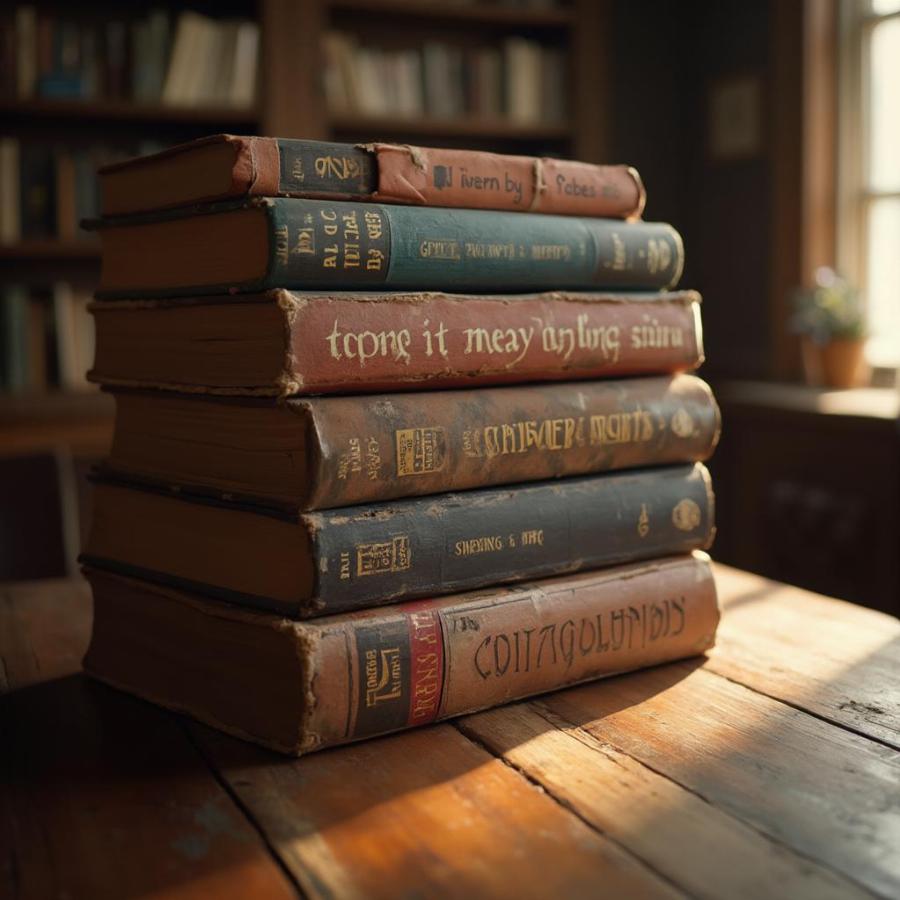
[83,552,720,755]
[104,374,720,508]
[99,135,645,219]
[89,289,704,396]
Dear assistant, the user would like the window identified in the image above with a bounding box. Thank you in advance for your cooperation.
[839,0,900,369]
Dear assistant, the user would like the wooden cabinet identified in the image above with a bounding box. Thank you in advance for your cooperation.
[709,381,900,615]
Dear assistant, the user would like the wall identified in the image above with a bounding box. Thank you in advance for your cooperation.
[609,0,779,380]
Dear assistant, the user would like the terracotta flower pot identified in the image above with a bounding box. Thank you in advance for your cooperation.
[801,337,869,389]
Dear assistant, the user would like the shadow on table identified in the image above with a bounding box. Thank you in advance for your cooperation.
[3,672,295,899]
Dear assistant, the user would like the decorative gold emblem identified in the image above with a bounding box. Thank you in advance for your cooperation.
[670,407,695,438]
[396,427,446,476]
[637,503,650,537]
[356,536,411,576]
[364,647,403,707]
[672,499,702,532]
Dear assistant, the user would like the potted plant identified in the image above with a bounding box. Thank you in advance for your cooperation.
[791,268,869,389]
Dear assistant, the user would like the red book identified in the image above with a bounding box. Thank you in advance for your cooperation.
[99,135,645,219]
[90,288,703,396]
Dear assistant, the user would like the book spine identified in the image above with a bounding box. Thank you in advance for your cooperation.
[303,553,719,752]
[303,373,718,508]
[305,463,714,614]
[288,291,703,394]
[365,144,644,218]
[255,142,644,216]
[270,139,376,198]
[265,198,682,292]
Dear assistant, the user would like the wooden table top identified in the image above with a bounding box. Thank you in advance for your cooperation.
[3,564,899,899]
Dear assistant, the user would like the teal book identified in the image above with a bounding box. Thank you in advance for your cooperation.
[1,285,29,391]
[94,198,684,297]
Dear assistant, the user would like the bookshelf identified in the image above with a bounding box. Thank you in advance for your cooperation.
[1,0,609,577]
[328,113,572,142]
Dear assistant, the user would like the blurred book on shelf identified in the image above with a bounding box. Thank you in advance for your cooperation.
[324,30,566,124]
[0,138,163,245]
[1,282,95,393]
[1,6,259,109]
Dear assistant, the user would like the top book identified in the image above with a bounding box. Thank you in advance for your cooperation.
[98,135,646,219]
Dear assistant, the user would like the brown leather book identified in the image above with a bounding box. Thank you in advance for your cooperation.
[83,553,720,755]
[89,289,704,396]
[99,135,645,219]
[103,374,720,509]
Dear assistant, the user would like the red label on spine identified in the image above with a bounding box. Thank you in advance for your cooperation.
[403,602,446,727]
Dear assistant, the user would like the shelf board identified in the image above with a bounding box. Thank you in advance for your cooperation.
[328,0,574,28]
[0,98,259,128]
[0,391,114,422]
[0,391,114,457]
[329,113,571,141]
[0,240,100,261]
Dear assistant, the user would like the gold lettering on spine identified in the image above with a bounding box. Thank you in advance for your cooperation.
[314,155,363,182]
[463,410,654,459]
[274,224,289,266]
[637,504,650,537]
[316,308,690,373]
[420,239,461,261]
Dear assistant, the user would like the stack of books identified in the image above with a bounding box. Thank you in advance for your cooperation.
[81,135,721,755]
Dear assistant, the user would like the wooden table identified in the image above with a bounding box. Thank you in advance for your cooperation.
[3,565,899,899]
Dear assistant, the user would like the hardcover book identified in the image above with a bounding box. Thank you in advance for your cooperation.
[89,289,704,396]
[91,198,683,296]
[98,135,645,219]
[82,463,715,616]
[104,374,720,508]
[83,553,720,754]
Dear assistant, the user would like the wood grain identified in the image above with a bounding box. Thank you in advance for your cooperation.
[539,662,900,898]
[457,701,870,900]
[191,722,682,900]
[3,568,899,899]
[711,564,900,748]
[0,580,297,900]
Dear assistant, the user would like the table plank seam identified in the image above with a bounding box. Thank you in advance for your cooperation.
[178,717,309,900]
[450,718,695,899]
[521,697,885,899]
[702,664,900,753]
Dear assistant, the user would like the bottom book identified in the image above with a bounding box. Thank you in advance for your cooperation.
[83,552,719,756]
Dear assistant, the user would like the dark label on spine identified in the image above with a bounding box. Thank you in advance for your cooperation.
[278,141,376,196]
[352,616,411,738]
[270,199,391,286]
[351,602,447,738]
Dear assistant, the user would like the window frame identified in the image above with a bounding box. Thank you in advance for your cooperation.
[837,0,900,373]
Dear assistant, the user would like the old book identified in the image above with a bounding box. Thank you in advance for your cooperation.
[82,463,715,616]
[104,374,719,508]
[83,552,720,754]
[88,289,704,396]
[504,37,542,123]
[92,198,681,297]
[99,135,645,218]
